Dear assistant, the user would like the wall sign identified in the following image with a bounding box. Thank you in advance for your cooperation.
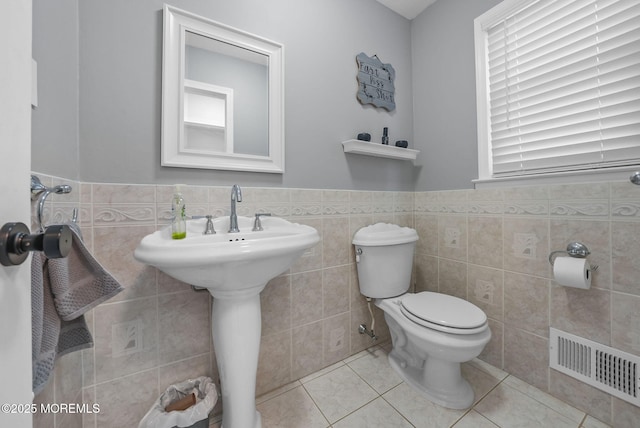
[356,52,396,111]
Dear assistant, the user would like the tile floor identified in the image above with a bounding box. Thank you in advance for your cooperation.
[210,343,611,428]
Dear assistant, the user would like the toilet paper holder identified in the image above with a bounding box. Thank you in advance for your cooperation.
[549,242,598,271]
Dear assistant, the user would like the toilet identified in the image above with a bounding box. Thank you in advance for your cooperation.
[353,223,491,409]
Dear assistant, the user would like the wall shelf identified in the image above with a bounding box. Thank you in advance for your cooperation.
[342,139,419,161]
[184,121,225,131]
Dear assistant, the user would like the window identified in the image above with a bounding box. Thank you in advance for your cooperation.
[474,0,640,182]
[183,80,234,154]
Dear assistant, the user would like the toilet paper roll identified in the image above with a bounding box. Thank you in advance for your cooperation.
[553,256,591,289]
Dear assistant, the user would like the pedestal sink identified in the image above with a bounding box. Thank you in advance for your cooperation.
[134,216,320,428]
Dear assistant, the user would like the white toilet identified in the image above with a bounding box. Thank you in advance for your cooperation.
[353,223,491,409]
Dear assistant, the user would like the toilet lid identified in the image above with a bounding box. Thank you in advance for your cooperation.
[400,292,487,334]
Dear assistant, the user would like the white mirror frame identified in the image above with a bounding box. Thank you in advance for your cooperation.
[162,5,285,173]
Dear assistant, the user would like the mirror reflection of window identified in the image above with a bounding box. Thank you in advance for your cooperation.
[183,80,233,153]
[185,91,226,128]
[185,31,269,156]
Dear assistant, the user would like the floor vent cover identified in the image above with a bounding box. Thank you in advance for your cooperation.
[550,328,640,407]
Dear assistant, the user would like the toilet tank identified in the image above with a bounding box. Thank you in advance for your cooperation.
[352,223,419,298]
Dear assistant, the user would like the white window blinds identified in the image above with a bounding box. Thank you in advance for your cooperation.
[484,0,640,177]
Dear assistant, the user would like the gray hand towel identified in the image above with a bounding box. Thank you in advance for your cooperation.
[32,226,124,395]
[31,253,57,396]
[47,227,124,321]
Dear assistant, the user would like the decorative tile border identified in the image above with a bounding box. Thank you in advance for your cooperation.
[468,202,503,215]
[550,201,609,217]
[504,201,548,216]
[611,201,640,220]
[93,205,156,226]
[291,204,323,217]
[322,202,350,216]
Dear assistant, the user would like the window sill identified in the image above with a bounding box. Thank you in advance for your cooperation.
[473,166,640,189]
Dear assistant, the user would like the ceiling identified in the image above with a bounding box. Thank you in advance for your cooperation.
[375,0,439,20]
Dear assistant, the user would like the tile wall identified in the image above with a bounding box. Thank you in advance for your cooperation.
[414,182,640,426]
[31,174,412,428]
[32,173,640,427]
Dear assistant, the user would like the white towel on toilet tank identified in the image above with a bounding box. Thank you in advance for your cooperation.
[31,225,124,395]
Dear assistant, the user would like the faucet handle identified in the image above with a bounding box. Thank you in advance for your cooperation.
[203,215,216,235]
[252,213,271,231]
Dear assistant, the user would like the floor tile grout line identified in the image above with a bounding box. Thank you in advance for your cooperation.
[447,407,475,428]
[475,372,508,405]
[344,354,402,396]
[301,361,392,427]
[475,374,587,427]
[299,381,333,427]
[254,352,377,426]
[379,383,418,428]
[299,361,346,385]
[462,372,510,427]
[327,395,383,427]
[578,413,588,428]
[255,380,302,406]
[500,374,588,423]
[450,409,498,428]
[323,363,379,424]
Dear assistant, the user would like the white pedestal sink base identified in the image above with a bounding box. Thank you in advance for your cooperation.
[212,292,263,428]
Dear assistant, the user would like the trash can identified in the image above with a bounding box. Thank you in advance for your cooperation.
[139,376,217,428]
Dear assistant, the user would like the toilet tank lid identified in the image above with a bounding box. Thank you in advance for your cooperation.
[352,223,418,246]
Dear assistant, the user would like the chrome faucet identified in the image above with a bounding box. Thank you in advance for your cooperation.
[229,184,242,233]
[203,215,216,235]
[252,213,271,231]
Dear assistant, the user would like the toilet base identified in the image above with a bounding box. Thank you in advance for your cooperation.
[388,350,474,410]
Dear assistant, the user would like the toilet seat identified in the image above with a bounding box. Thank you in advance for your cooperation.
[400,292,487,335]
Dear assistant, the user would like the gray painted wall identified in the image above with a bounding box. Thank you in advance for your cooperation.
[32,0,80,180]
[411,0,502,191]
[74,0,415,190]
[32,0,502,192]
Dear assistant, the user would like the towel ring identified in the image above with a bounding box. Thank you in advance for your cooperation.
[31,175,77,232]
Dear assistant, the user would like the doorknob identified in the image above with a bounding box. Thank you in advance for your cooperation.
[0,222,72,266]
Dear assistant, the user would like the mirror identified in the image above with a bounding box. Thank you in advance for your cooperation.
[162,5,285,173]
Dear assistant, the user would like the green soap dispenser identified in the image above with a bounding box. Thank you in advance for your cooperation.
[171,185,187,239]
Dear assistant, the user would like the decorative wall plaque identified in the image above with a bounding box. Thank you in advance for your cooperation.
[356,52,396,111]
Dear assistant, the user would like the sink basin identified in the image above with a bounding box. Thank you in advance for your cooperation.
[134,215,319,297]
[134,215,320,428]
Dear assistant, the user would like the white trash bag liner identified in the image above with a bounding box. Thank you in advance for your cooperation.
[139,376,218,428]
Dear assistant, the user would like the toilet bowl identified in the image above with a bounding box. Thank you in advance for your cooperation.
[353,223,491,409]
[376,293,490,409]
